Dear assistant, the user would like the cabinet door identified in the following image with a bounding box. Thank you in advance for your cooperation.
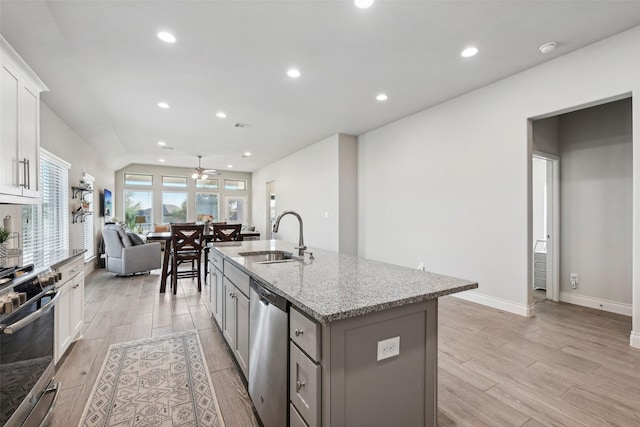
[70,274,84,338]
[54,282,72,363]
[19,84,39,197]
[235,290,249,378]
[203,265,212,313]
[223,277,236,349]
[211,268,224,328]
[0,64,20,196]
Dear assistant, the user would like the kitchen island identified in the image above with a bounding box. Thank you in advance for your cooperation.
[209,240,477,427]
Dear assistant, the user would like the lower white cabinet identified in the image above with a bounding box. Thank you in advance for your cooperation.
[208,260,223,328]
[54,269,84,363]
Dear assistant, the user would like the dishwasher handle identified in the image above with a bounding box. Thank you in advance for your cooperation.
[250,278,288,312]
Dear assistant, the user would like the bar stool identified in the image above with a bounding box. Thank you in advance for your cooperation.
[165,223,204,295]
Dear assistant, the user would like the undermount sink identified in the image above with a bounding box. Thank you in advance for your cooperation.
[238,250,301,264]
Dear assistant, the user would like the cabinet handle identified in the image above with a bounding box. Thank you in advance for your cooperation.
[294,329,304,337]
[71,266,81,273]
[19,158,29,188]
[26,158,30,189]
[296,380,305,392]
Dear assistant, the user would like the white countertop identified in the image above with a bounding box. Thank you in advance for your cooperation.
[211,240,477,323]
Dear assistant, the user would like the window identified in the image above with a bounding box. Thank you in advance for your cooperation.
[224,179,246,190]
[22,150,70,265]
[124,173,152,186]
[196,193,219,222]
[162,175,187,188]
[162,192,187,223]
[124,190,153,231]
[224,196,247,223]
[196,178,219,189]
[82,174,95,261]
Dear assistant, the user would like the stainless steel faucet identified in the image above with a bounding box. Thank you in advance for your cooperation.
[272,210,307,257]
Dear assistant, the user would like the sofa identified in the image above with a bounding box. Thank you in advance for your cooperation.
[103,224,161,276]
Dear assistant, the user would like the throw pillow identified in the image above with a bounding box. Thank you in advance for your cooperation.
[127,233,145,246]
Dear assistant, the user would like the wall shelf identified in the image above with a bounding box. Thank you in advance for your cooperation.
[72,210,92,223]
[72,186,93,200]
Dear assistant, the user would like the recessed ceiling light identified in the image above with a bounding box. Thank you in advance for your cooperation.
[159,158,165,163]
[157,141,166,146]
[376,93,388,101]
[227,164,233,168]
[216,112,227,118]
[539,42,557,54]
[461,47,478,58]
[355,0,375,8]
[243,151,252,157]
[157,32,176,43]
[287,68,301,78]
[157,102,170,109]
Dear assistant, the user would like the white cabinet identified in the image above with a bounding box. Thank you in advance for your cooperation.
[54,257,85,363]
[208,258,223,328]
[0,36,48,203]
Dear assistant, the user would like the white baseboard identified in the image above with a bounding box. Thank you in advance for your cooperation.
[559,291,632,317]
[453,291,534,317]
[630,331,640,349]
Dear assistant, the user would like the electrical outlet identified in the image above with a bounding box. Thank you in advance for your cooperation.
[570,273,578,289]
[377,336,400,361]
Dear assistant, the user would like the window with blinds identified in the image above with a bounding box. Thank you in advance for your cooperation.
[22,150,70,266]
[83,174,95,261]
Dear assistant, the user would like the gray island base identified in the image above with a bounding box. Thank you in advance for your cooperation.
[209,240,477,427]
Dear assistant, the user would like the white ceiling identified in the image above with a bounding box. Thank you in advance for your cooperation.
[1,1,640,173]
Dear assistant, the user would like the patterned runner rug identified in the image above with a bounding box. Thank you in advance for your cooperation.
[78,330,225,427]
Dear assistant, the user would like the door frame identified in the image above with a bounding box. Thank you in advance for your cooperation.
[532,151,560,302]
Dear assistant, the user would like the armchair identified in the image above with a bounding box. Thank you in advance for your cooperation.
[103,224,161,276]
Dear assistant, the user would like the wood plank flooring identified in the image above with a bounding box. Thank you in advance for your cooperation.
[49,268,639,426]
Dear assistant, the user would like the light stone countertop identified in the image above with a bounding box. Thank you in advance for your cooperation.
[211,240,478,323]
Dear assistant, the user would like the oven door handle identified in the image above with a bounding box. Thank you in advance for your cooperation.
[0,289,60,335]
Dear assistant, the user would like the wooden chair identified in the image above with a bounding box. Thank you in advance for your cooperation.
[167,223,204,294]
[212,223,242,241]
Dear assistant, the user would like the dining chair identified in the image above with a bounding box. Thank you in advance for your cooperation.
[167,223,205,294]
[212,223,242,241]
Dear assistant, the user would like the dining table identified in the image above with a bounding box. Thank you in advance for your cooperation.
[146,230,260,293]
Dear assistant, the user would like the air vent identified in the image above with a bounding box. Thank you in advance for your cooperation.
[234,123,252,128]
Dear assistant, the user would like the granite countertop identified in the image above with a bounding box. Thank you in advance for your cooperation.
[211,240,478,323]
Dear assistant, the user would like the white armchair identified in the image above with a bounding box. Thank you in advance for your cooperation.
[103,224,161,276]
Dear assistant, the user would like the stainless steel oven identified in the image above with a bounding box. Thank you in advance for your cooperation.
[0,267,61,427]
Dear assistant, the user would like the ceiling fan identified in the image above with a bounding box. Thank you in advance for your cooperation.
[191,155,219,180]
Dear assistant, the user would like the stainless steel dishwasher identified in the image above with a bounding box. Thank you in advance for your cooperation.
[249,278,289,427]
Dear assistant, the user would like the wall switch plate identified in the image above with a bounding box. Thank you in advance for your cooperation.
[377,336,400,361]
[570,273,578,289]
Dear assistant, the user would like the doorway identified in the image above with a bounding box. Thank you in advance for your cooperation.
[532,152,559,303]
[265,181,276,240]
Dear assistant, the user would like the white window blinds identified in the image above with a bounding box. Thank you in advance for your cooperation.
[83,173,95,261]
[22,149,70,266]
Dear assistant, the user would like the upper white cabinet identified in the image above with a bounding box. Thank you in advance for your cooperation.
[0,35,48,203]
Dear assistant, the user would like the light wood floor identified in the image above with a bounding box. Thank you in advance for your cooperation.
[49,268,639,426]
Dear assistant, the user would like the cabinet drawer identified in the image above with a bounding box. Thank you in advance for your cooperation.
[290,403,309,427]
[290,343,320,427]
[224,260,250,297]
[290,306,321,361]
[210,250,224,272]
[56,256,84,284]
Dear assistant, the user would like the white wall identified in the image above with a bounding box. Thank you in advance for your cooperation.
[251,134,357,254]
[358,24,640,343]
[559,99,632,305]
